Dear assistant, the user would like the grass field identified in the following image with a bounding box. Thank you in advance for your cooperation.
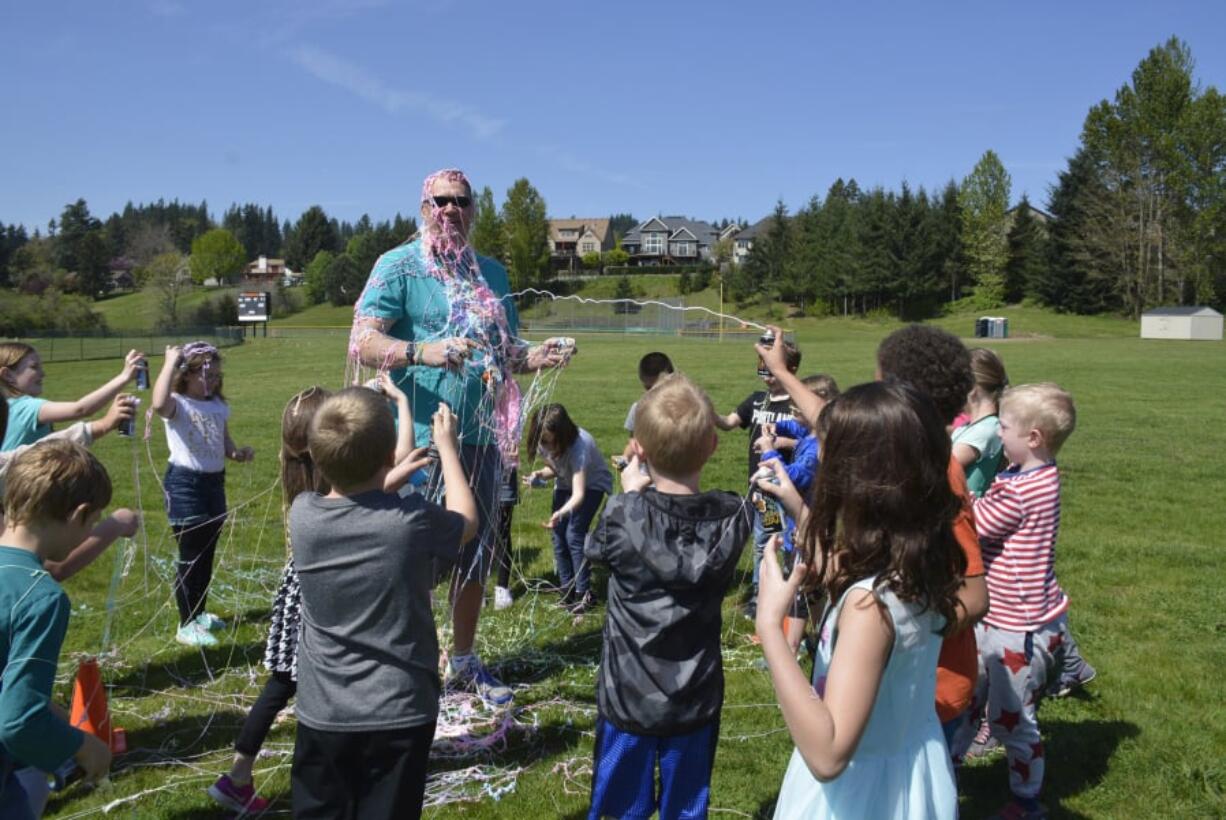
[29,307,1226,818]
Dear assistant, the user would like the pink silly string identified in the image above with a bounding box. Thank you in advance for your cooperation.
[420,168,474,270]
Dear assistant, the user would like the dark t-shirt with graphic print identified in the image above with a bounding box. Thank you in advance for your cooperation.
[735,390,795,480]
[585,488,753,735]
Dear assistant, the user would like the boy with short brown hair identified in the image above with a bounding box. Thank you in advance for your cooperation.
[291,388,477,820]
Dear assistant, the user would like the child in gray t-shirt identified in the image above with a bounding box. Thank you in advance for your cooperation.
[290,389,477,820]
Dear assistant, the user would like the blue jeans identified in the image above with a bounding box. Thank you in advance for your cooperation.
[551,487,605,598]
[749,508,770,594]
[163,464,227,526]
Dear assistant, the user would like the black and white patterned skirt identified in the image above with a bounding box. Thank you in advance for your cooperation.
[263,557,301,679]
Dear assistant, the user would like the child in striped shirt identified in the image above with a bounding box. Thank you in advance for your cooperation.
[963,383,1077,820]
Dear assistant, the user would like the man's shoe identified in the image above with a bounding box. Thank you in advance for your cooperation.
[445,654,513,707]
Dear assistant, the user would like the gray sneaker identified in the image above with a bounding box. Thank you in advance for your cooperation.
[1051,662,1097,698]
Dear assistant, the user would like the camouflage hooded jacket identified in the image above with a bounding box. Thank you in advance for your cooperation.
[585,488,753,735]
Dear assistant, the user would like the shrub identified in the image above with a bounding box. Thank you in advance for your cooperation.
[0,290,107,336]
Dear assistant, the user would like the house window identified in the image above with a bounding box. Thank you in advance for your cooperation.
[581,241,595,253]
[642,233,664,254]
[671,242,693,257]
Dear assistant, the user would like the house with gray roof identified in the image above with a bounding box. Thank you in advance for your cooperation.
[621,216,720,265]
[729,215,775,266]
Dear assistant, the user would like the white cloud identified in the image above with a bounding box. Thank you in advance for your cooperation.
[290,45,505,141]
[537,145,644,190]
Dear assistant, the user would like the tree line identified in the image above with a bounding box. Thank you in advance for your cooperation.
[733,37,1225,319]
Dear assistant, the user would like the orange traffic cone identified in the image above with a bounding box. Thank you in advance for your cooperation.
[69,658,126,754]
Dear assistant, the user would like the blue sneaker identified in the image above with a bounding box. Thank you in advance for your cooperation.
[445,654,513,707]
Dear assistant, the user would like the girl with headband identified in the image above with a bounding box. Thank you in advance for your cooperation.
[151,341,254,648]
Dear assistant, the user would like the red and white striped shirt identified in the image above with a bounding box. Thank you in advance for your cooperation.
[973,462,1068,631]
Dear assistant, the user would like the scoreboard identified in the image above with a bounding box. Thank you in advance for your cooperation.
[238,291,272,323]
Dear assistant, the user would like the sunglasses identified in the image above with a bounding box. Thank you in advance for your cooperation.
[430,195,471,209]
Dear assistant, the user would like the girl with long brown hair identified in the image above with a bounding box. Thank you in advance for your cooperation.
[756,381,966,819]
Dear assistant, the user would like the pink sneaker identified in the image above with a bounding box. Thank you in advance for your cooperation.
[208,774,270,814]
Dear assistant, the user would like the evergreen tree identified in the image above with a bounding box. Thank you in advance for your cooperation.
[1004,196,1049,303]
[469,186,505,260]
[392,213,417,242]
[787,196,823,306]
[813,178,863,314]
[283,206,341,272]
[609,213,637,242]
[856,188,897,313]
[322,253,366,306]
[932,180,966,302]
[75,230,111,298]
[55,199,101,272]
[744,200,791,299]
[501,179,550,290]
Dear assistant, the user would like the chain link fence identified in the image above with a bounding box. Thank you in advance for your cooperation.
[4,326,244,363]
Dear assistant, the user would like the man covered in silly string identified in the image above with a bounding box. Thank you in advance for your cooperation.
[349,168,571,706]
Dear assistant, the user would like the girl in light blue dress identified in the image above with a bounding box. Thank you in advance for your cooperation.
[754,381,968,819]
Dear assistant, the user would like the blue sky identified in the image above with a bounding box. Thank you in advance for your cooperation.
[3,1,1224,231]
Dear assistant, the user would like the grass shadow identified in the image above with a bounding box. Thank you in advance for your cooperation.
[109,639,269,693]
[958,718,1140,818]
[491,621,604,689]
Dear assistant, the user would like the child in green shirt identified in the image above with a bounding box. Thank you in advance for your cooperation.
[0,441,114,817]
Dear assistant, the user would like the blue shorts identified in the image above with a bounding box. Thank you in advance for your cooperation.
[163,464,227,527]
[589,717,718,820]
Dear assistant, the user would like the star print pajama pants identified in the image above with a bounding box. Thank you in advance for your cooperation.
[964,615,1067,800]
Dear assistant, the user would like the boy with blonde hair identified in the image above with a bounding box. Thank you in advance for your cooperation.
[962,383,1077,820]
[290,388,477,820]
[585,373,752,820]
[0,442,114,818]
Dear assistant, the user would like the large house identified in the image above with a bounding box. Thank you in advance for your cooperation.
[729,216,773,266]
[620,216,719,266]
[548,219,614,273]
[244,256,300,286]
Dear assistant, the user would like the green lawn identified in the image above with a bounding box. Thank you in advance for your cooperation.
[92,289,219,332]
[32,309,1226,818]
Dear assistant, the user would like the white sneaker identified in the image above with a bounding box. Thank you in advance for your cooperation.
[176,621,219,648]
[494,586,513,610]
[195,612,226,632]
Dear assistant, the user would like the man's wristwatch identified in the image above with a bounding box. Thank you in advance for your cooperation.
[404,340,416,366]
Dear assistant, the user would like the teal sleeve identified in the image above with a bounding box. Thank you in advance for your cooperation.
[0,587,84,771]
[2,397,48,452]
[356,253,409,323]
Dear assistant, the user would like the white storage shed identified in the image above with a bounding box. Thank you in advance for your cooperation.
[1140,306,1223,341]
